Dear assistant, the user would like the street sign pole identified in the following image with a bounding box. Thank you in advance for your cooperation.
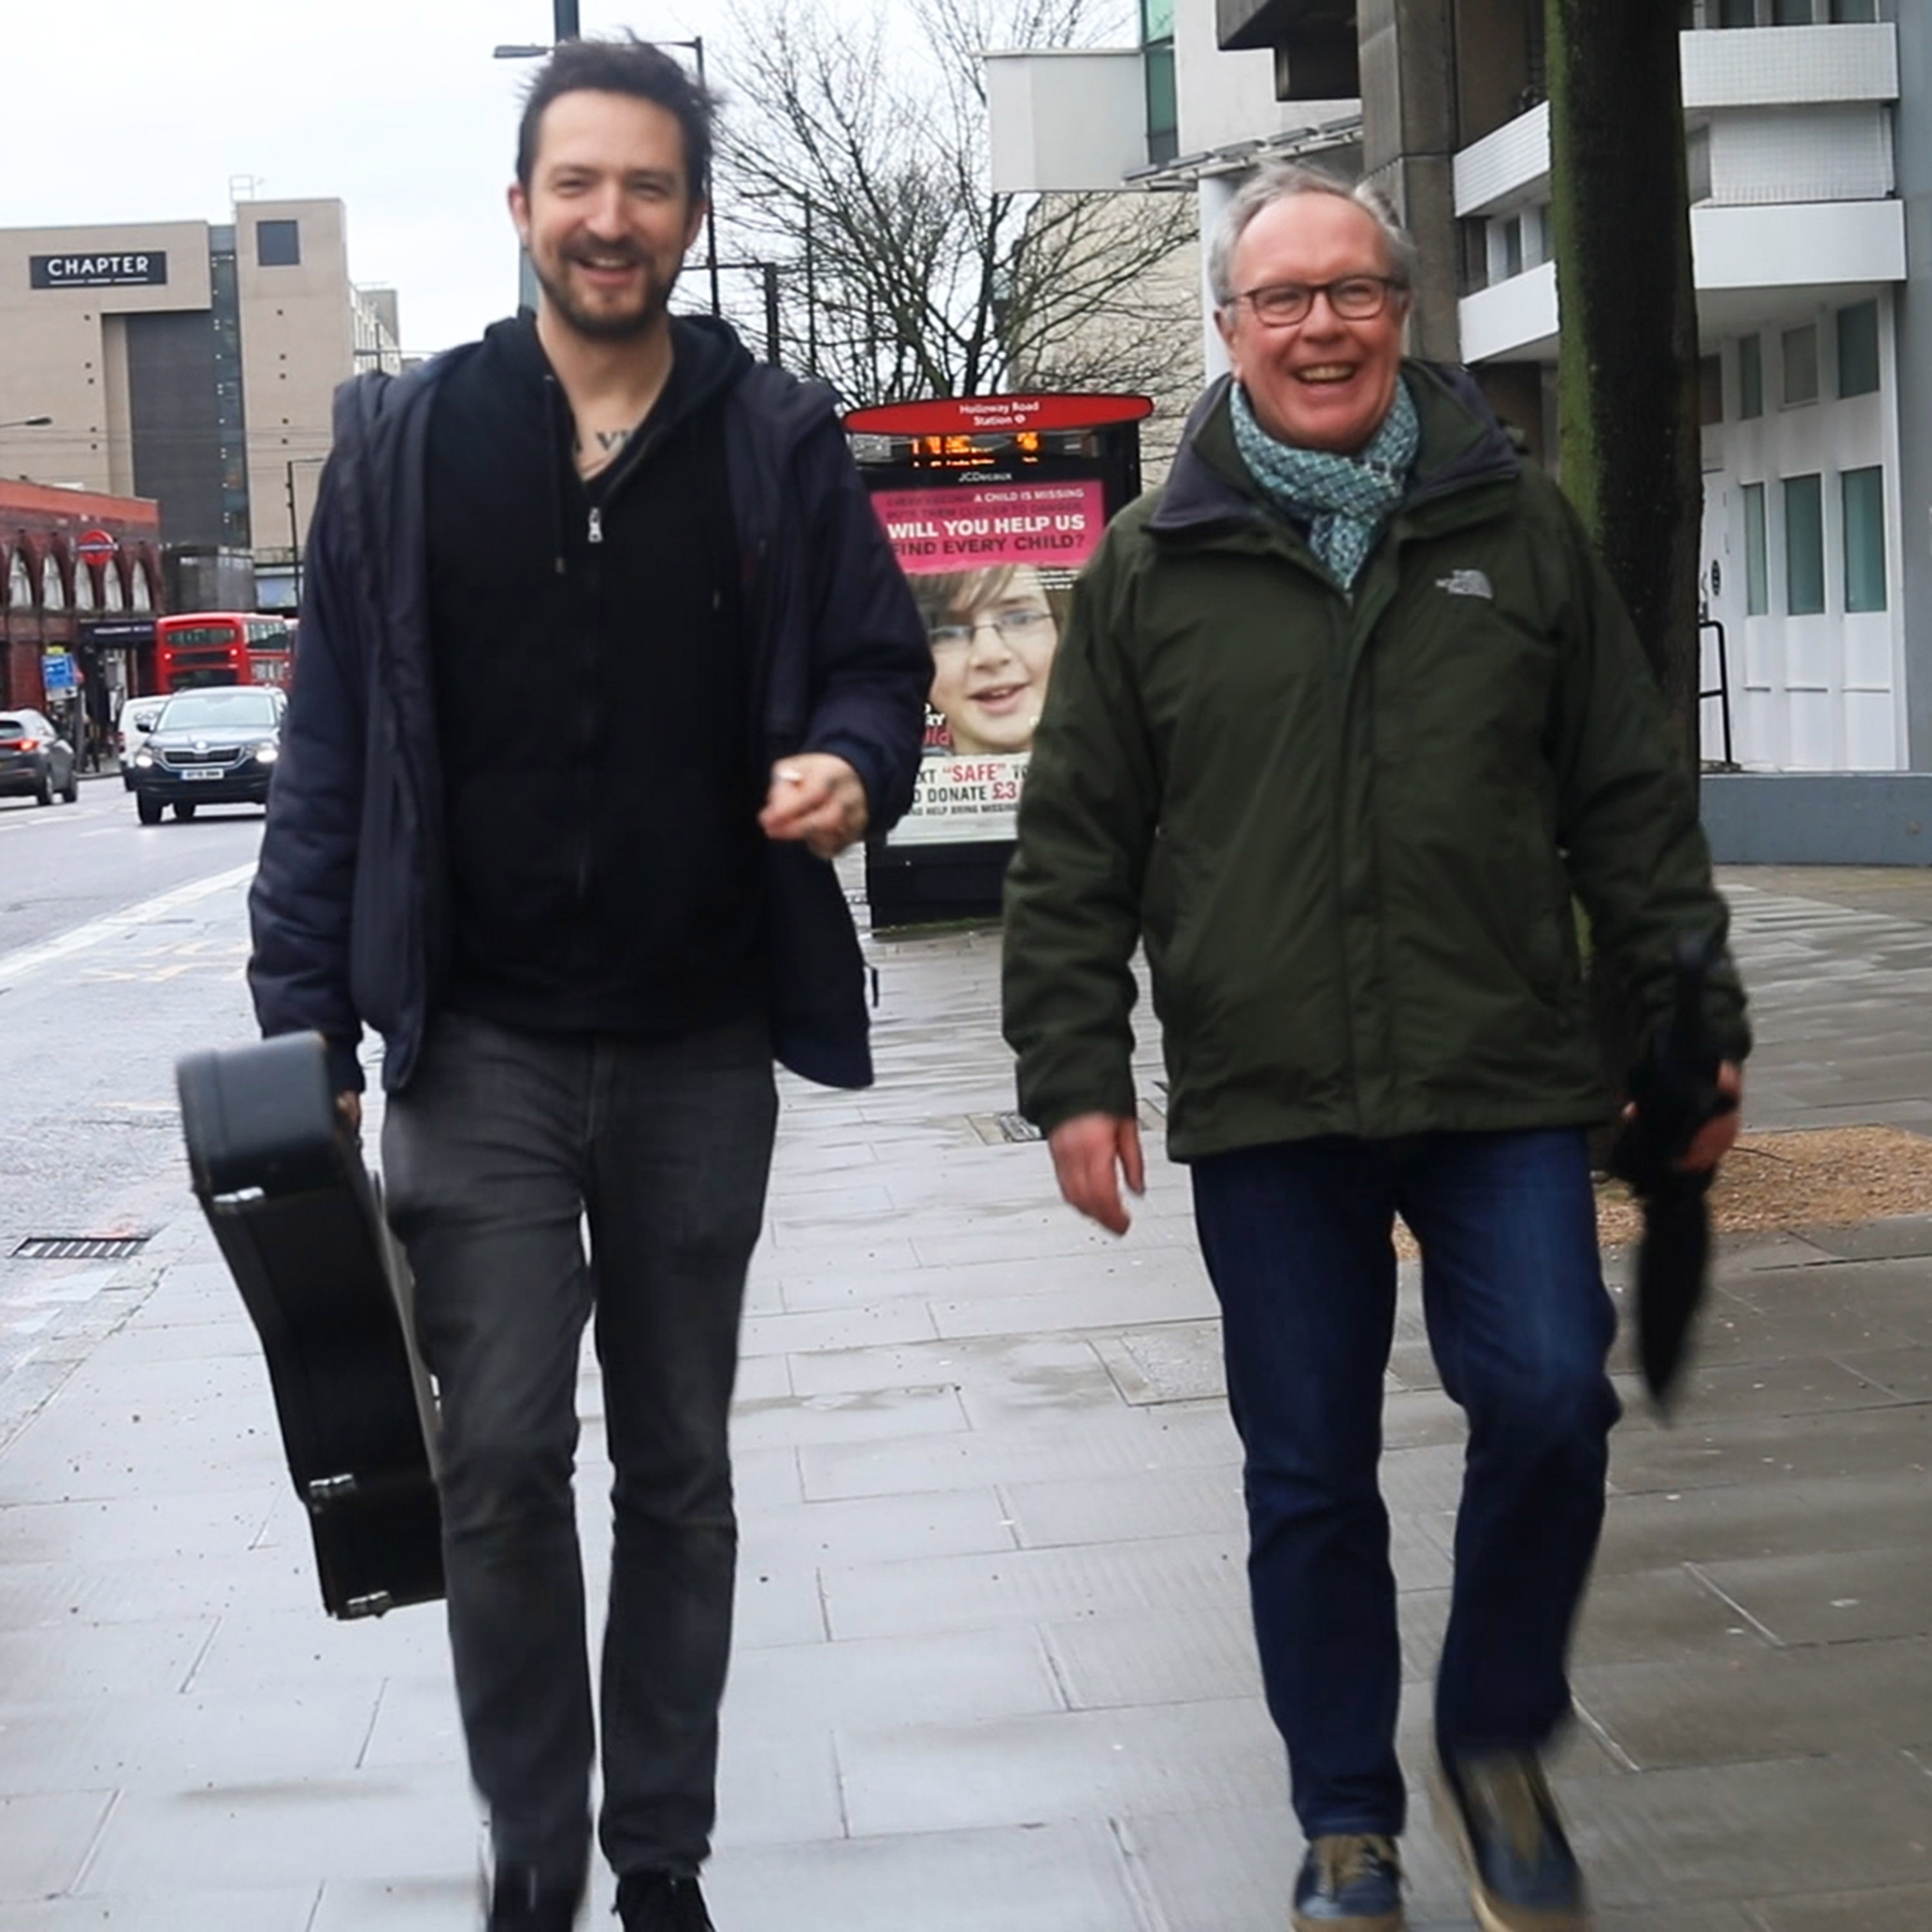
[42,647,77,755]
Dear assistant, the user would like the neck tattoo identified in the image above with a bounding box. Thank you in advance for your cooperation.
[574,425,636,477]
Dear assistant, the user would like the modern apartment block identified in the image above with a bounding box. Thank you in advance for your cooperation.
[1453,6,1906,792]
[0,199,402,611]
[989,0,1931,857]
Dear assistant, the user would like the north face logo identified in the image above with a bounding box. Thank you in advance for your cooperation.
[1436,569,1495,600]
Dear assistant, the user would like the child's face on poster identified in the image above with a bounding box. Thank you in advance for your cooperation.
[923,565,1061,756]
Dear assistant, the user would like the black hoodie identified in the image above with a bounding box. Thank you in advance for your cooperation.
[251,316,931,1098]
[423,313,766,1038]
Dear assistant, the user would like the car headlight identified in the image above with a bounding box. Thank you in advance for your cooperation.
[252,742,279,764]
[134,750,154,769]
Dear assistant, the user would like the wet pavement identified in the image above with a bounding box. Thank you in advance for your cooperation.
[1,865,1930,1929]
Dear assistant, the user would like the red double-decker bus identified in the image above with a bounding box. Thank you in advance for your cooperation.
[155,612,294,694]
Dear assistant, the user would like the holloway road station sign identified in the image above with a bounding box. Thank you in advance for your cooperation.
[30,252,169,290]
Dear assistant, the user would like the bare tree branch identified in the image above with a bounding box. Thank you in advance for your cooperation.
[713,0,1198,412]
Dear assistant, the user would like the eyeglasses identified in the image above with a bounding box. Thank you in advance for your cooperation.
[1227,276,1402,328]
[928,607,1055,653]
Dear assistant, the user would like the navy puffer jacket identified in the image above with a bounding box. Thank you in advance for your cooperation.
[248,316,929,1095]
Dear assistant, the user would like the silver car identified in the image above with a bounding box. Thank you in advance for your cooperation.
[0,710,79,807]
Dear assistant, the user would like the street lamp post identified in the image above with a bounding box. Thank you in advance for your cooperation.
[675,37,723,321]
[761,261,780,368]
[802,198,819,378]
[712,261,786,365]
[493,27,722,319]
[285,456,329,608]
[0,415,53,483]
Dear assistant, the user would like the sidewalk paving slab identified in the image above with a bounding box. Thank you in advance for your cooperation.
[1,867,1931,1927]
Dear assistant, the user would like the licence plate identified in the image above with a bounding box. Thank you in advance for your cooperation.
[182,767,223,781]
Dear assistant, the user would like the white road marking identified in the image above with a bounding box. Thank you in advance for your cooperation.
[0,861,259,993]
[0,812,82,832]
[0,797,125,829]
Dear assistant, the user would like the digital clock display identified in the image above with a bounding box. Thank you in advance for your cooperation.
[907,431,1044,469]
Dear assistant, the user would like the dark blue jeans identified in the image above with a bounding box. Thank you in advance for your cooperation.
[1191,1130,1620,1839]
[382,1010,777,1886]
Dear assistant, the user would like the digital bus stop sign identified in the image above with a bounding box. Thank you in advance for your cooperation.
[846,392,1153,931]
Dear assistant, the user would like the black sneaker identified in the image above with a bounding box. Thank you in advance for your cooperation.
[486,1862,585,1931]
[615,1871,715,1932]
[1433,1750,1584,1932]
[1291,1833,1404,1930]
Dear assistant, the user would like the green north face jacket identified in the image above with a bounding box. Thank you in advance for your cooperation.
[1002,363,1749,1162]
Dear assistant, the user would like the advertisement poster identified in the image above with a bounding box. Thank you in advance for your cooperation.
[871,477,1106,845]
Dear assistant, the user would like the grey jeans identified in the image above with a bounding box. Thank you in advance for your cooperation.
[382,1010,777,1885]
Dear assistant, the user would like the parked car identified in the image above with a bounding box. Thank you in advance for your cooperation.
[129,685,283,824]
[0,710,79,806]
[117,697,168,786]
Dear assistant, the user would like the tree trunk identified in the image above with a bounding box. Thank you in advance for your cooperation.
[1546,0,1703,778]
[1545,2,1703,1147]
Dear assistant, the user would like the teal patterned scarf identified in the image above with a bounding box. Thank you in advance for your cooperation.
[1229,375,1419,592]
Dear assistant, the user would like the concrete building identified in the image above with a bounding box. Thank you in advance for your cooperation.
[989,9,1358,398]
[989,0,1932,860]
[0,199,402,612]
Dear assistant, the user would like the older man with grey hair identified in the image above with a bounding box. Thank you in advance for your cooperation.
[1001,163,1748,1932]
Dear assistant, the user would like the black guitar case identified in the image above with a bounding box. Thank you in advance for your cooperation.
[176,1032,443,1619]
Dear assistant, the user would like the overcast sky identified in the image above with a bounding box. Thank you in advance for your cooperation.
[0,1,826,355]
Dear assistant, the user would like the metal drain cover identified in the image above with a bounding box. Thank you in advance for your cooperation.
[11,1235,152,1262]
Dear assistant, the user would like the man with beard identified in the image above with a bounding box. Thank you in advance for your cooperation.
[247,36,929,1932]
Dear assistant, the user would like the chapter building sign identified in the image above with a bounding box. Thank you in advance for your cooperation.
[868,475,1104,845]
[30,252,168,290]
